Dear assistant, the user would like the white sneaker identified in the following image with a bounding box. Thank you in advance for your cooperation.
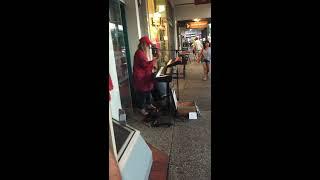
[146,104,156,110]
[140,109,149,116]
[203,76,208,81]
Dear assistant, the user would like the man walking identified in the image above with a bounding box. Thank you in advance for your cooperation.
[193,37,203,62]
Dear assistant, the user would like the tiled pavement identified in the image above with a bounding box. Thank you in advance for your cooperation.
[127,61,212,180]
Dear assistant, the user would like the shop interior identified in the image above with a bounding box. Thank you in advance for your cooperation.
[177,18,211,51]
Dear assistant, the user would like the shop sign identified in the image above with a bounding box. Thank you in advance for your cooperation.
[186,21,208,29]
[194,0,210,5]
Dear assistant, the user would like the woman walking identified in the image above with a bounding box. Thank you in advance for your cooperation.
[197,40,211,81]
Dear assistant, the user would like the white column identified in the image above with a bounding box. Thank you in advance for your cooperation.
[109,105,117,159]
[174,20,178,50]
[125,0,142,69]
[109,24,122,121]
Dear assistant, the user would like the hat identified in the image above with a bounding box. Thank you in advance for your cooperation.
[139,36,153,46]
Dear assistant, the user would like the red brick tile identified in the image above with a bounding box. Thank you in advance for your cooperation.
[148,144,169,180]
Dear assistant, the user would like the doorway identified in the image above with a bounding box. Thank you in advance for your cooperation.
[109,0,133,115]
[120,2,135,107]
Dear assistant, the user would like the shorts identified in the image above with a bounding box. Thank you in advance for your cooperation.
[201,59,210,64]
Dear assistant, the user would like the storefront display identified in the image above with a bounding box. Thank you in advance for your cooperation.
[146,0,175,68]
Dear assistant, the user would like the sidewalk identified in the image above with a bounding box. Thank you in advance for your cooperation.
[127,61,212,180]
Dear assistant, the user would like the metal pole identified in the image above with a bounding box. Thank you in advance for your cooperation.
[175,50,180,100]
[177,66,179,100]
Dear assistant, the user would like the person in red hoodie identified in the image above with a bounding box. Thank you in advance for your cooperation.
[133,36,160,116]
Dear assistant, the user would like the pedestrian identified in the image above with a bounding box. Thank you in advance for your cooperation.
[193,37,203,62]
[197,40,211,81]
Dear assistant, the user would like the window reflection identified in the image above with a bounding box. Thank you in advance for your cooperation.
[109,22,128,84]
[109,0,132,110]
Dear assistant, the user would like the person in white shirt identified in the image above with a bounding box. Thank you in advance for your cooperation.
[193,37,203,62]
[197,40,211,81]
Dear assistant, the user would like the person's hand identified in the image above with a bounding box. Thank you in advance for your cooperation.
[153,49,160,59]
[109,150,121,180]
[152,66,157,73]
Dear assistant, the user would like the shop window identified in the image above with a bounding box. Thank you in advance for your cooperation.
[109,0,132,111]
[146,0,175,69]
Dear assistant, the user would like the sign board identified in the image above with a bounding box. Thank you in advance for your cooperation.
[195,0,210,5]
[186,21,208,29]
[189,112,198,119]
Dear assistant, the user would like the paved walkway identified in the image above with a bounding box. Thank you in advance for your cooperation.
[127,61,212,180]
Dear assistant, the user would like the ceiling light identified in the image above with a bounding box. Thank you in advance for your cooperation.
[193,18,200,22]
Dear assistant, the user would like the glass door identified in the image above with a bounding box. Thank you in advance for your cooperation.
[109,0,133,114]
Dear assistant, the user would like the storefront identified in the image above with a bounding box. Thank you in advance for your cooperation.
[109,0,177,121]
[109,1,212,178]
[109,0,153,179]
[109,0,133,119]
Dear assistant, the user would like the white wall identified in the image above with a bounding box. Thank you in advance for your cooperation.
[174,20,178,50]
[109,25,122,121]
[125,0,141,69]
[175,3,211,21]
[138,0,149,37]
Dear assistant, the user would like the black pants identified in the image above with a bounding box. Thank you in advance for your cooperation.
[135,91,152,109]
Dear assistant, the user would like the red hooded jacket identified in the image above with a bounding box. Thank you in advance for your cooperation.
[133,49,156,92]
[109,75,113,101]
